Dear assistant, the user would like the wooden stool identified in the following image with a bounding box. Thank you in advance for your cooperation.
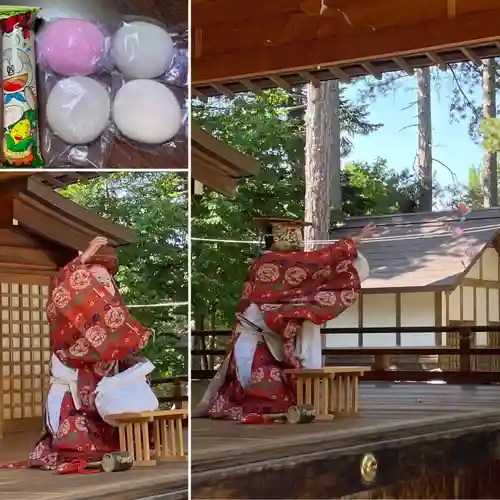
[285,366,369,419]
[107,409,187,466]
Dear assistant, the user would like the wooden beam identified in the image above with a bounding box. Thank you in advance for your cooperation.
[191,159,238,197]
[435,292,443,346]
[358,292,363,347]
[192,125,261,177]
[211,83,235,99]
[268,75,293,92]
[395,293,402,346]
[328,66,351,83]
[461,47,482,66]
[462,277,500,289]
[393,57,414,75]
[426,51,447,69]
[240,79,263,94]
[361,61,382,79]
[298,71,321,87]
[193,5,500,84]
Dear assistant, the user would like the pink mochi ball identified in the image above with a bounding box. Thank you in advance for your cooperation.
[39,19,105,76]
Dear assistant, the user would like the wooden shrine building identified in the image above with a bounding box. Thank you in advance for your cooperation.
[326,209,500,373]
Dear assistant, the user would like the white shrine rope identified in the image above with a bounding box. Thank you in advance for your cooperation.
[127,301,188,309]
[191,237,344,245]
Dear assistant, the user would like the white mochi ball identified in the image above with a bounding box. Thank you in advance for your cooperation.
[112,21,174,79]
[113,80,182,144]
[46,76,110,144]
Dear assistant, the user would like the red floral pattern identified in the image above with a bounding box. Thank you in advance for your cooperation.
[1,256,151,471]
[207,239,361,420]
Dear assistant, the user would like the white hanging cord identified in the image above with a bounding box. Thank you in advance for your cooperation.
[192,236,351,245]
[128,301,188,309]
[191,237,260,244]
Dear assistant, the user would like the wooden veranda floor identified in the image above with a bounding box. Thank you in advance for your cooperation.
[0,429,188,500]
[192,383,500,472]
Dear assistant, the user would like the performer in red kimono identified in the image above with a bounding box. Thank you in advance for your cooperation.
[3,237,151,470]
[194,218,374,421]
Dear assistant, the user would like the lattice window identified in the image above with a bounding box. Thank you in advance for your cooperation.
[487,323,500,372]
[1,280,50,428]
[440,323,476,371]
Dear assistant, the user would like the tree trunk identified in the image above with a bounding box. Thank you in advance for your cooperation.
[416,67,433,211]
[482,58,498,207]
[304,80,340,250]
[330,81,342,209]
[304,80,341,365]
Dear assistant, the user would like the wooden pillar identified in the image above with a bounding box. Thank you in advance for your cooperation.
[374,355,391,371]
[459,326,472,373]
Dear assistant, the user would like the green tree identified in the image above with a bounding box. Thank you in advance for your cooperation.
[60,172,188,377]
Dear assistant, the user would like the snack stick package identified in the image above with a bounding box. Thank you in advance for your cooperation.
[0,7,43,167]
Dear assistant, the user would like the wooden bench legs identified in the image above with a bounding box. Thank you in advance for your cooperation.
[118,417,156,466]
[110,409,187,467]
[153,415,185,461]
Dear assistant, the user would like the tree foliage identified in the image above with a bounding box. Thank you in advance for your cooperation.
[60,172,188,377]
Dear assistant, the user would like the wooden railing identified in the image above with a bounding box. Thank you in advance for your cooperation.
[191,325,500,384]
[151,375,188,406]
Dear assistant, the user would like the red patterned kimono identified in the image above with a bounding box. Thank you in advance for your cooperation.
[3,255,151,470]
[204,238,361,420]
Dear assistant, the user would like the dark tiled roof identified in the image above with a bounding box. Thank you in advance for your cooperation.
[330,209,500,291]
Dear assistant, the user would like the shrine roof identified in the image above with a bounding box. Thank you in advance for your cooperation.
[331,208,500,293]
[192,123,261,197]
[1,176,136,252]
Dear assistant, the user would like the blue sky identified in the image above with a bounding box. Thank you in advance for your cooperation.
[343,74,484,188]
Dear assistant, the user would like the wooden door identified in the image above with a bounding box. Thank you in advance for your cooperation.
[1,274,51,435]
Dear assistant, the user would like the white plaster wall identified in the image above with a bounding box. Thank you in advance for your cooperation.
[482,247,499,281]
[326,293,397,347]
[325,245,500,349]
[324,297,359,347]
[400,292,435,346]
[489,288,499,321]
[468,260,480,279]
[462,286,474,321]
[362,294,397,346]
[448,287,461,322]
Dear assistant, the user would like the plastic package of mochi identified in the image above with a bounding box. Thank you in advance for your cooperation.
[110,16,188,87]
[0,7,44,168]
[109,17,188,157]
[36,18,113,168]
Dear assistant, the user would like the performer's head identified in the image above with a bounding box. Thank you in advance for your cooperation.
[256,217,311,252]
[87,255,118,296]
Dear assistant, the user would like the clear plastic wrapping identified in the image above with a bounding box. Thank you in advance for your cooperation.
[111,76,187,154]
[108,18,187,160]
[42,73,113,169]
[37,18,113,168]
[0,7,43,168]
[37,15,188,168]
